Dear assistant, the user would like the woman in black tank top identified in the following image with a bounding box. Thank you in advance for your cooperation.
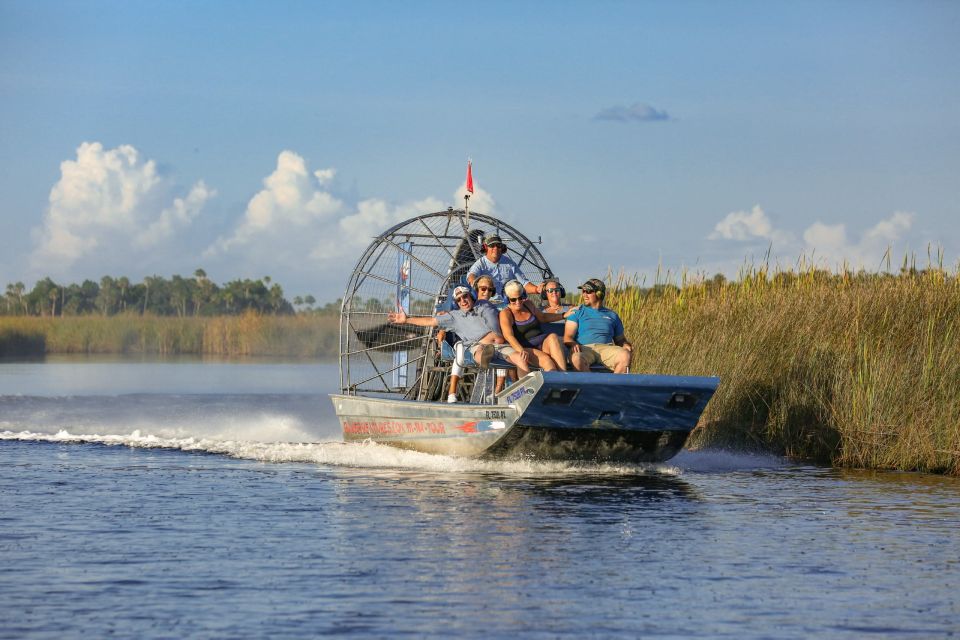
[498,280,571,376]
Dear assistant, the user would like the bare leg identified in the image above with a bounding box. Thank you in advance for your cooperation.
[570,349,591,372]
[613,348,631,374]
[530,348,556,371]
[507,352,531,377]
[541,334,567,371]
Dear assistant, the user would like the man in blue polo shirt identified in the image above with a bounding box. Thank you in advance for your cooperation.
[387,285,514,370]
[563,278,633,373]
[466,234,540,300]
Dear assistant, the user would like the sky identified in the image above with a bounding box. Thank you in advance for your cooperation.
[1,0,958,302]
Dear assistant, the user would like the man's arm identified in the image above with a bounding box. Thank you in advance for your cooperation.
[466,258,485,286]
[612,314,630,350]
[508,261,540,295]
[563,320,581,352]
[388,310,438,327]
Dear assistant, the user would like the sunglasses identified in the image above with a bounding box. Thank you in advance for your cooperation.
[477,286,494,292]
[581,288,597,294]
[544,288,561,294]
[507,296,524,303]
[455,295,471,303]
[488,244,505,250]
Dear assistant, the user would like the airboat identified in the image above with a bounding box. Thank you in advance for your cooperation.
[329,208,719,462]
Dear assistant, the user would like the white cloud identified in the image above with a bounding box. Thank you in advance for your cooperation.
[708,205,793,245]
[135,181,215,248]
[310,196,445,261]
[455,181,496,216]
[802,221,846,249]
[31,142,211,270]
[204,151,482,296]
[802,211,915,268]
[314,168,336,186]
[706,204,923,273]
[206,150,343,255]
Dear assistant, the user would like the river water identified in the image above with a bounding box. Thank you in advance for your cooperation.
[1,357,958,639]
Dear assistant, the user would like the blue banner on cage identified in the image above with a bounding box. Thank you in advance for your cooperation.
[393,242,412,389]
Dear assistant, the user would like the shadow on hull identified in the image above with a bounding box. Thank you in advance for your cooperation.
[481,425,690,462]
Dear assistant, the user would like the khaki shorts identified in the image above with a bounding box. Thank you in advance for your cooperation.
[579,343,628,370]
[469,342,516,360]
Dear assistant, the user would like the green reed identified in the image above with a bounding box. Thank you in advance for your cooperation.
[0,313,340,359]
[605,260,960,475]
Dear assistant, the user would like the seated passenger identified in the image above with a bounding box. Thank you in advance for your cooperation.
[563,278,633,374]
[466,234,540,300]
[540,278,573,314]
[499,280,572,376]
[474,274,497,306]
[437,274,500,402]
[390,286,514,400]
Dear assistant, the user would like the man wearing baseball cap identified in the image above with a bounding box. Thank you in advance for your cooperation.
[563,278,633,374]
[466,233,540,300]
[388,284,513,376]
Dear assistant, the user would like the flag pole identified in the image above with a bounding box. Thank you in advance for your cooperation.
[464,159,473,228]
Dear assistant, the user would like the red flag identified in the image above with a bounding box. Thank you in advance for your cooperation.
[466,160,474,194]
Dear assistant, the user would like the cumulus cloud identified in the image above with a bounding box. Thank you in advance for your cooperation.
[135,181,215,248]
[31,142,211,270]
[802,212,915,267]
[206,150,343,255]
[207,150,481,289]
[455,181,496,216]
[594,102,671,123]
[708,205,793,245]
[309,196,445,261]
[708,204,919,271]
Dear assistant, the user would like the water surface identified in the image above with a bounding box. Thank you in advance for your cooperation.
[2,357,958,638]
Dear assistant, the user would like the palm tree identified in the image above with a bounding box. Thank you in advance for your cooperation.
[118,277,130,313]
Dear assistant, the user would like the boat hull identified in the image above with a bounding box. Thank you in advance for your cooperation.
[331,371,720,463]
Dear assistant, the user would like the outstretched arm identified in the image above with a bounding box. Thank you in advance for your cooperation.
[388,310,438,327]
[528,300,577,323]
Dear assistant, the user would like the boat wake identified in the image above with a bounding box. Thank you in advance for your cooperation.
[1,426,789,478]
[1,393,787,477]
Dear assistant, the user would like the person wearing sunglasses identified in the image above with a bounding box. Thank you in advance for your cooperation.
[498,280,575,376]
[388,285,514,399]
[540,279,573,315]
[434,274,501,401]
[563,278,633,374]
[466,234,541,300]
[473,274,497,306]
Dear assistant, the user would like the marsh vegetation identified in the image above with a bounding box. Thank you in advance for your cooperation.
[3,260,957,474]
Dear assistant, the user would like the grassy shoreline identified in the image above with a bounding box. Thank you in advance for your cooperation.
[605,267,959,476]
[0,314,339,359]
[3,270,958,476]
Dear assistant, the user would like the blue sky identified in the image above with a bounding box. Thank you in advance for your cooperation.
[2,0,958,301]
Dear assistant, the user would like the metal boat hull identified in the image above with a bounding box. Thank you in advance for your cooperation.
[332,371,719,462]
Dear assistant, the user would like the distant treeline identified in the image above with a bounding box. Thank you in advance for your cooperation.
[2,270,343,318]
[0,314,340,359]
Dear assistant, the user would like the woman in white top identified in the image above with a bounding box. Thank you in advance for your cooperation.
[540,278,572,314]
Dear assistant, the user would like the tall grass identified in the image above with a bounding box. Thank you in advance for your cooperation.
[0,313,340,359]
[606,262,960,475]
